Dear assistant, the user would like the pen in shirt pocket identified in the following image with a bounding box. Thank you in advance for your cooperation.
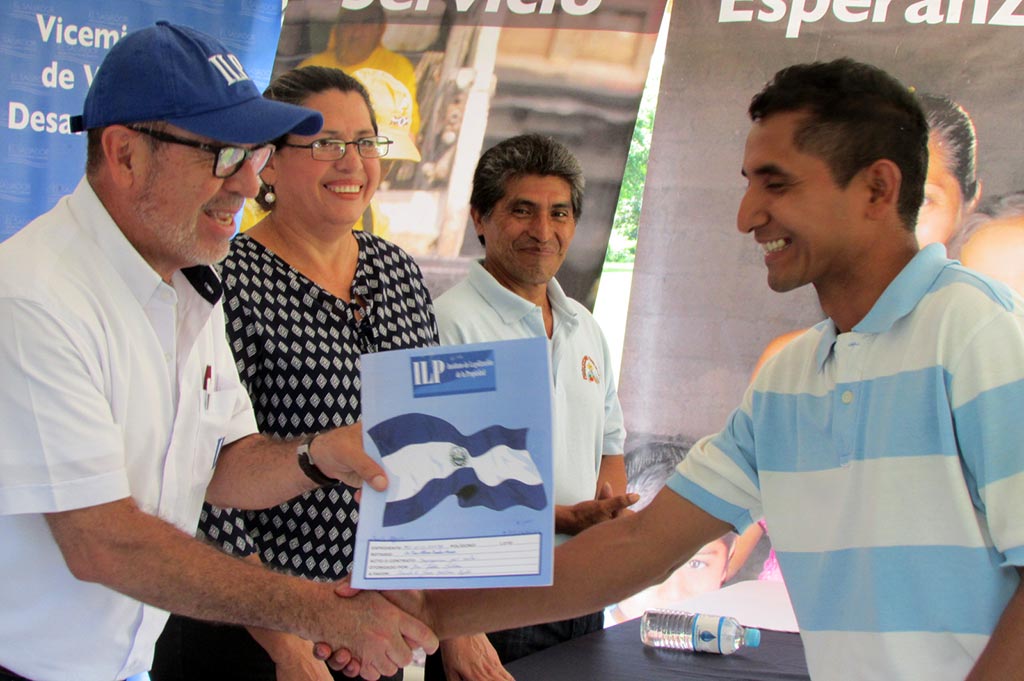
[203,364,212,409]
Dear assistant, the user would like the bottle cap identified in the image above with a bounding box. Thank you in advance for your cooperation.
[744,627,762,648]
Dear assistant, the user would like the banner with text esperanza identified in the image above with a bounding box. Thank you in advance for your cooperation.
[613,0,1023,622]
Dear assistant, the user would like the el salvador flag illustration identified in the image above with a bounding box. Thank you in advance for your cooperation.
[367,413,548,526]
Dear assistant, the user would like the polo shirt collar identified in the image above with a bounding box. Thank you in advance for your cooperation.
[814,244,948,370]
[467,260,577,327]
[181,265,223,305]
[73,179,222,306]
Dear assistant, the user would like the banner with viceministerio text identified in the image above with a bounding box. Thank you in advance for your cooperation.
[0,0,284,242]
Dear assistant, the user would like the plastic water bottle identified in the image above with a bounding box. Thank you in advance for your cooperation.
[640,609,762,654]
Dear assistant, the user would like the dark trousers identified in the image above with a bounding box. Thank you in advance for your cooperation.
[152,614,403,681]
[423,612,604,681]
[0,668,29,681]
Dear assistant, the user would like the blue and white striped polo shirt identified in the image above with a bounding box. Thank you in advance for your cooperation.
[668,244,1024,680]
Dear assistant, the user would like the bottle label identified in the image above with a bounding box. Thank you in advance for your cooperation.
[691,614,724,653]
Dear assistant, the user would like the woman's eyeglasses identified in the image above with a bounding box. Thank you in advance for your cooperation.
[280,136,393,161]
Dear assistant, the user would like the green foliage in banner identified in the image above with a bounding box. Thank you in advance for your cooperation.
[607,18,666,265]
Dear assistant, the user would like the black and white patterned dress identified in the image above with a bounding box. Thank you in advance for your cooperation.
[200,231,438,579]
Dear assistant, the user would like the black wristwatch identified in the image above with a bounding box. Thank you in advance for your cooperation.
[297,434,339,486]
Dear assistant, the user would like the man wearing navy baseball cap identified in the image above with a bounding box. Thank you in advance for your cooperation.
[0,22,435,681]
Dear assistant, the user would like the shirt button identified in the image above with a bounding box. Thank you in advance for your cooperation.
[841,390,854,404]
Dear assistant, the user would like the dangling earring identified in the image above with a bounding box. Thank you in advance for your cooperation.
[263,184,276,204]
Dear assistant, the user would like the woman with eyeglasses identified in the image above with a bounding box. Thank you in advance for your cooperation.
[152,66,438,681]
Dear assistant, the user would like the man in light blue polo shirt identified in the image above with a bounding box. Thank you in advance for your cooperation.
[424,134,638,681]
[376,60,1024,681]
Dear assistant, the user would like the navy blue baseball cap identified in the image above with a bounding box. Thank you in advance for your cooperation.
[70,21,322,144]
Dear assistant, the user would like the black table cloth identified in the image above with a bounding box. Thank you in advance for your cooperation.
[505,618,810,681]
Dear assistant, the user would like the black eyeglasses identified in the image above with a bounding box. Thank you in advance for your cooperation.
[280,136,393,161]
[129,126,275,178]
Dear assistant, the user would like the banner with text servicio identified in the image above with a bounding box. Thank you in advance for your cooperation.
[0,0,283,242]
[268,0,667,307]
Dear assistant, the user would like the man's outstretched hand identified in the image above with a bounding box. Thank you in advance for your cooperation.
[312,580,433,679]
[310,580,436,680]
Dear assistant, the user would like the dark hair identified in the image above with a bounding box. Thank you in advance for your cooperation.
[255,66,377,211]
[624,439,694,510]
[85,129,103,175]
[85,121,164,177]
[749,58,929,230]
[470,134,585,245]
[976,190,1024,220]
[918,93,979,207]
[956,190,1024,251]
[623,439,737,555]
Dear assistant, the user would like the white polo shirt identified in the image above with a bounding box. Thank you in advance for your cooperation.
[434,262,626,544]
[0,179,257,681]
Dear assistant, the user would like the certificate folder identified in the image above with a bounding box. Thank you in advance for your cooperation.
[353,337,555,589]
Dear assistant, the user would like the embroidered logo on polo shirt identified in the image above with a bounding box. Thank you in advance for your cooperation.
[581,355,600,384]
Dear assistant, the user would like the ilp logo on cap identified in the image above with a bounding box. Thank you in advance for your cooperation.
[207,53,253,87]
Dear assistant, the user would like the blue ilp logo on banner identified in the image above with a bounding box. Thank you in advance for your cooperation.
[411,350,496,397]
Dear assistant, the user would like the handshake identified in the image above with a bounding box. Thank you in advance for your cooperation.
[287,436,438,680]
[293,432,641,680]
[305,579,436,681]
